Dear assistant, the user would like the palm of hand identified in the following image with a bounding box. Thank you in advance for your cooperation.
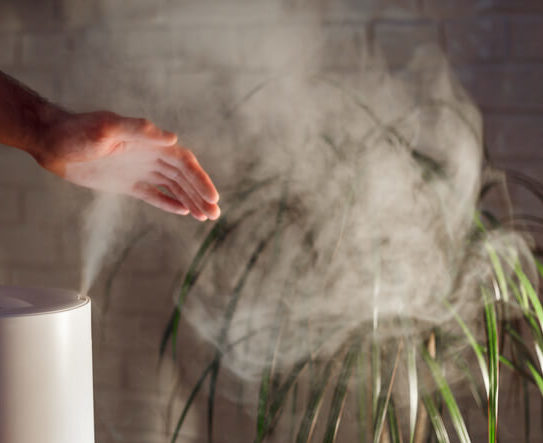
[40,111,219,221]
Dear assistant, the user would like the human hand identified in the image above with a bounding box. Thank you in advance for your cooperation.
[36,111,220,221]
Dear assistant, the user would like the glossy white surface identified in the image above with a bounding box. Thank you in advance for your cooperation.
[0,286,94,443]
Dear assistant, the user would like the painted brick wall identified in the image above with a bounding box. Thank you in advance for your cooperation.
[0,1,542,442]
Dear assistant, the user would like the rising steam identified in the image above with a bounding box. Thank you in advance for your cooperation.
[80,193,126,296]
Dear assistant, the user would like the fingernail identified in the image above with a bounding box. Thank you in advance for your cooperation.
[212,206,221,219]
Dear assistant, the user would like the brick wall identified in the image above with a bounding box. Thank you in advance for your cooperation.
[0,1,542,442]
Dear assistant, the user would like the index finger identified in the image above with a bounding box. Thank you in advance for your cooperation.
[159,148,220,204]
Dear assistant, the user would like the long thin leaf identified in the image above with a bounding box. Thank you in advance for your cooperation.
[168,325,276,442]
[323,341,359,443]
[357,348,368,443]
[408,343,418,443]
[483,289,499,443]
[371,340,381,420]
[295,359,334,442]
[387,400,401,443]
[161,217,231,359]
[261,356,313,440]
[486,244,509,302]
[290,382,299,441]
[414,333,436,443]
[208,229,278,443]
[446,300,489,396]
[527,362,543,395]
[373,341,404,443]
[256,365,273,442]
[422,348,471,443]
[161,177,277,359]
[503,325,539,380]
[512,265,543,348]
[516,267,543,333]
[255,182,290,442]
[170,361,216,443]
[422,395,451,443]
[454,356,485,412]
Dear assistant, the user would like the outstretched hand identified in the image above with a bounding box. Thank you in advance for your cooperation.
[37,111,220,221]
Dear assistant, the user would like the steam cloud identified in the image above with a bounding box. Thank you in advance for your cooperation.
[178,44,535,385]
[73,1,536,404]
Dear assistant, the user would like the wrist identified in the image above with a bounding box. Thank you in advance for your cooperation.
[27,102,70,164]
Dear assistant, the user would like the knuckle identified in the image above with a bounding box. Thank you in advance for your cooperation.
[179,147,193,159]
[91,113,121,140]
[92,123,112,141]
[140,118,154,132]
[173,170,183,181]
[180,150,197,169]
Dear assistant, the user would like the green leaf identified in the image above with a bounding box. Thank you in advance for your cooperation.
[422,394,451,443]
[356,349,368,443]
[387,400,401,443]
[454,356,485,412]
[527,362,543,396]
[295,359,334,443]
[373,341,404,443]
[161,217,232,359]
[169,326,274,443]
[207,360,220,443]
[486,243,509,302]
[473,211,486,233]
[371,341,381,419]
[512,264,543,348]
[161,177,277,360]
[536,344,543,372]
[253,182,291,442]
[262,356,312,439]
[446,300,489,396]
[407,343,418,443]
[323,341,359,443]
[256,365,273,442]
[503,324,539,380]
[535,259,543,279]
[422,348,471,443]
[209,229,278,443]
[170,361,215,443]
[483,290,499,443]
[516,267,543,332]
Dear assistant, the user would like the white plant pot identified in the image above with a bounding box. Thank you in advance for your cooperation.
[0,286,94,443]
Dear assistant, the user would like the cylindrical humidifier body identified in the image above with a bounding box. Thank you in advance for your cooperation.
[0,286,94,443]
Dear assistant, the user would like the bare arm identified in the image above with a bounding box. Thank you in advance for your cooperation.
[0,70,220,221]
[0,70,64,157]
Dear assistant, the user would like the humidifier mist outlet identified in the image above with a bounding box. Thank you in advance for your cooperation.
[0,286,94,443]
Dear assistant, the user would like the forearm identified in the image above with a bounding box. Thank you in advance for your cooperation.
[0,70,66,160]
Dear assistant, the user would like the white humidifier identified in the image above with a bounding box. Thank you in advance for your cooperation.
[0,286,94,443]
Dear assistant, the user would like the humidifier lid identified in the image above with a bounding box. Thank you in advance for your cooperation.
[0,285,88,317]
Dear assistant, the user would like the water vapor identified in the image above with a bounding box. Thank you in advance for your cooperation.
[178,41,535,388]
[68,0,537,412]
[80,193,126,296]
